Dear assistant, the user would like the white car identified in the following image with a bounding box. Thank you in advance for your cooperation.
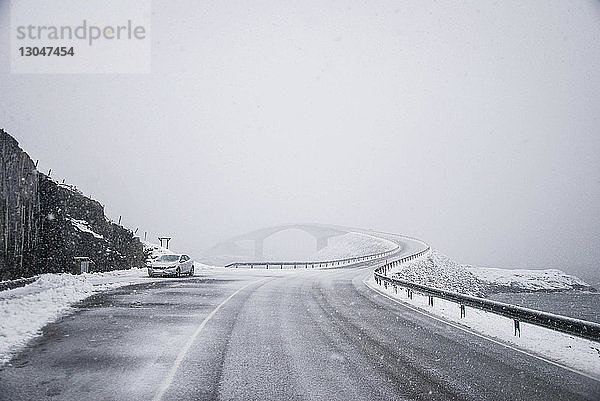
[148,254,194,277]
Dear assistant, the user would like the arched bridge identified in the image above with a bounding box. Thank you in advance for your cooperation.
[214,224,350,259]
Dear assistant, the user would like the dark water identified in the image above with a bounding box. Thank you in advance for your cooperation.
[488,291,600,323]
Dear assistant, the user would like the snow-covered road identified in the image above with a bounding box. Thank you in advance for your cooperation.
[0,262,597,400]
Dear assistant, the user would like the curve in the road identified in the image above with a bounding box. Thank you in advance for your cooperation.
[0,231,598,400]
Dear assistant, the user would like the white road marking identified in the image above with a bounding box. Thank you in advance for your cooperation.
[363,274,600,382]
[153,281,256,401]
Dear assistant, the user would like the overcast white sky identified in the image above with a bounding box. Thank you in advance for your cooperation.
[1,1,599,280]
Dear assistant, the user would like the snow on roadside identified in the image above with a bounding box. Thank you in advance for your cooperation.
[390,250,486,296]
[390,249,593,297]
[468,267,591,292]
[194,262,224,269]
[311,232,397,261]
[366,275,600,379]
[141,241,219,268]
[0,267,157,365]
[0,239,212,365]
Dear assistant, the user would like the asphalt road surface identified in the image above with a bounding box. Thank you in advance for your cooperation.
[0,265,598,400]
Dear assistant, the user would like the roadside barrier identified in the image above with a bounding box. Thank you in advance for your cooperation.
[225,228,600,342]
[0,275,40,292]
[373,248,600,342]
[225,245,401,269]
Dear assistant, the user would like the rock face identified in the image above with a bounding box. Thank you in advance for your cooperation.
[0,130,40,279]
[0,129,145,280]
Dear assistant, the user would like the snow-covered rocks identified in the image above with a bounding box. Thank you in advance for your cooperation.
[68,217,105,239]
[391,250,486,296]
[468,267,591,293]
[391,249,593,297]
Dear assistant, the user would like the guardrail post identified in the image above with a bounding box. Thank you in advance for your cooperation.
[266,264,269,270]
[384,281,388,289]
[428,296,434,307]
[393,284,397,294]
[514,319,521,337]
[407,288,412,299]
[460,304,465,318]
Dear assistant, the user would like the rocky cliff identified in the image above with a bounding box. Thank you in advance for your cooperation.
[0,129,146,280]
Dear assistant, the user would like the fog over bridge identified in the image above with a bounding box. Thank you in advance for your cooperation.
[215,224,351,259]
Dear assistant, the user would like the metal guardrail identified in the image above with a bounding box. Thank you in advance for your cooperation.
[374,250,600,342]
[225,228,600,342]
[225,249,399,269]
[225,238,401,269]
[0,275,40,292]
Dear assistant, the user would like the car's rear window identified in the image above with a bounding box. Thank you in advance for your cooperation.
[157,255,179,262]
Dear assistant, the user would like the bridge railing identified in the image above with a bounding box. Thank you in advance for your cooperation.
[225,242,401,270]
[373,248,600,342]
